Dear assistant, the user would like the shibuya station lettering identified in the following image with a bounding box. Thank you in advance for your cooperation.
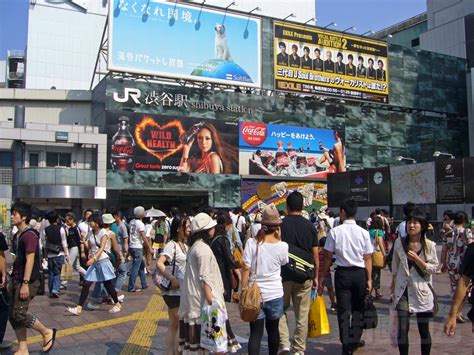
[113,88,252,113]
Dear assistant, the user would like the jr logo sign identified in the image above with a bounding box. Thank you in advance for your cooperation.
[113,88,141,104]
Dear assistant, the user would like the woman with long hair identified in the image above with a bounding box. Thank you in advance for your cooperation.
[369,216,386,299]
[242,205,289,355]
[178,213,231,354]
[67,213,122,315]
[178,122,238,174]
[390,208,438,355]
[318,130,346,172]
[156,215,190,355]
[440,210,472,322]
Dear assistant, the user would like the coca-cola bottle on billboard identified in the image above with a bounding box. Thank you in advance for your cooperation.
[180,121,205,145]
[275,141,289,174]
[110,116,135,171]
[287,142,297,160]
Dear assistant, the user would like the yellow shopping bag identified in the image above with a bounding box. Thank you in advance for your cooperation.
[308,295,330,337]
[61,262,73,281]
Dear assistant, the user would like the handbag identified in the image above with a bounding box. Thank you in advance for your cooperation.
[239,243,262,322]
[372,230,385,268]
[308,290,330,337]
[152,242,177,291]
[61,262,73,281]
[282,243,314,283]
[362,294,378,329]
[231,227,244,269]
[45,242,62,254]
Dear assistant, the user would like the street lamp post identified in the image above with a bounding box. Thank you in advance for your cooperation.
[324,22,337,29]
[396,156,417,164]
[433,151,455,159]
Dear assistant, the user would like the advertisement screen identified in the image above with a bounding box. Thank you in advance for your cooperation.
[241,179,327,215]
[109,0,261,87]
[239,121,345,179]
[106,112,239,174]
[436,159,464,204]
[390,163,436,205]
[273,22,389,103]
[368,167,391,206]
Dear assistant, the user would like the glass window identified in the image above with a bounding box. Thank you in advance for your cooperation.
[0,152,13,167]
[46,152,71,167]
[29,153,39,167]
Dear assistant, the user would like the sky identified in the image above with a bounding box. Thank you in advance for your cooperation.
[0,0,29,60]
[316,0,427,35]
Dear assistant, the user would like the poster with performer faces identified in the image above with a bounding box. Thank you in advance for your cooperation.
[274,22,389,103]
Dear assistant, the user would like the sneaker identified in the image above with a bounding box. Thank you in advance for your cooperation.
[86,302,100,310]
[0,341,11,349]
[117,294,125,303]
[109,304,122,314]
[67,306,82,316]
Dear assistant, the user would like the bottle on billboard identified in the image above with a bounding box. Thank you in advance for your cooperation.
[180,121,205,145]
[287,142,297,160]
[275,141,289,173]
[110,116,135,171]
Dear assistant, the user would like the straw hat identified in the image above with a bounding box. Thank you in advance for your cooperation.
[102,213,115,224]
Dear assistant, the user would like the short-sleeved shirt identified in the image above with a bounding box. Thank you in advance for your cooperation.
[369,229,384,251]
[0,233,8,281]
[459,243,474,282]
[78,221,92,241]
[324,220,373,268]
[12,229,40,281]
[281,214,318,258]
[243,238,289,302]
[128,219,145,249]
[160,240,188,296]
[116,222,128,250]
[90,228,111,261]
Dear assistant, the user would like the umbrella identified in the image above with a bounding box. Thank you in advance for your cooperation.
[145,207,166,218]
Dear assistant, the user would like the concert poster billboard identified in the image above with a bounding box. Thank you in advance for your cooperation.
[106,111,239,174]
[108,0,261,87]
[436,158,464,204]
[241,179,327,216]
[239,121,345,179]
[273,21,389,103]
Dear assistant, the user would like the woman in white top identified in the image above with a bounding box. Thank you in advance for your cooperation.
[242,205,289,355]
[67,213,122,315]
[390,208,438,355]
[156,215,190,355]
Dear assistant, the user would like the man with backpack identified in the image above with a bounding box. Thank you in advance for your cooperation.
[9,202,56,354]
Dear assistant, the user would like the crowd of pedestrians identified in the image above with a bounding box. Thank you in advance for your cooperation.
[0,196,472,354]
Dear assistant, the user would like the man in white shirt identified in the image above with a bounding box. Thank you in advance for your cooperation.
[319,199,373,355]
[127,206,151,292]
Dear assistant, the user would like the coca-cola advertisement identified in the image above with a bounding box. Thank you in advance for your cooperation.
[106,112,239,174]
[239,121,345,179]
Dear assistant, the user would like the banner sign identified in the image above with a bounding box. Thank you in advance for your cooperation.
[106,112,239,174]
[390,163,436,205]
[109,0,261,87]
[241,179,327,215]
[436,159,464,204]
[239,121,345,179]
[350,170,369,205]
[273,22,389,103]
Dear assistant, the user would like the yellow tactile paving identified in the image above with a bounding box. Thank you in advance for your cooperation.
[120,294,167,354]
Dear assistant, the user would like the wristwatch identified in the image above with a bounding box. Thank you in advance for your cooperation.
[22,280,30,285]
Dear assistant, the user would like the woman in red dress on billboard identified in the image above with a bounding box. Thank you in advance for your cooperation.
[178,122,238,174]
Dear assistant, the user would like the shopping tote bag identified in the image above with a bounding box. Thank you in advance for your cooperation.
[308,294,330,337]
[61,262,73,282]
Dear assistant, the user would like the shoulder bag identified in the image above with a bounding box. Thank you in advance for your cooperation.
[231,226,244,269]
[372,229,385,269]
[239,242,261,322]
[153,242,177,292]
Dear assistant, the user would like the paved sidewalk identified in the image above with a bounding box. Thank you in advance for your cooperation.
[0,262,472,354]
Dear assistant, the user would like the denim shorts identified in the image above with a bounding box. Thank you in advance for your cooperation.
[257,296,284,320]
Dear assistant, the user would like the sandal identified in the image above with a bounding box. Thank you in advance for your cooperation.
[109,304,122,314]
[67,306,82,316]
[42,328,57,353]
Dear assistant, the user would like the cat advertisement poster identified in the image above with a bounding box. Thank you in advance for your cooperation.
[108,0,262,88]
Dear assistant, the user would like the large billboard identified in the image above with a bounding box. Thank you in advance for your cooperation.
[109,0,261,87]
[239,121,345,179]
[106,112,239,174]
[242,179,327,215]
[273,22,389,103]
[390,162,436,205]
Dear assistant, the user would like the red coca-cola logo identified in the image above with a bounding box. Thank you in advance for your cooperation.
[112,145,134,156]
[241,122,267,146]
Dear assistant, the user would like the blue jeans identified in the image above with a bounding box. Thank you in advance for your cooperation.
[258,296,284,320]
[115,262,128,292]
[128,248,147,291]
[48,255,64,296]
